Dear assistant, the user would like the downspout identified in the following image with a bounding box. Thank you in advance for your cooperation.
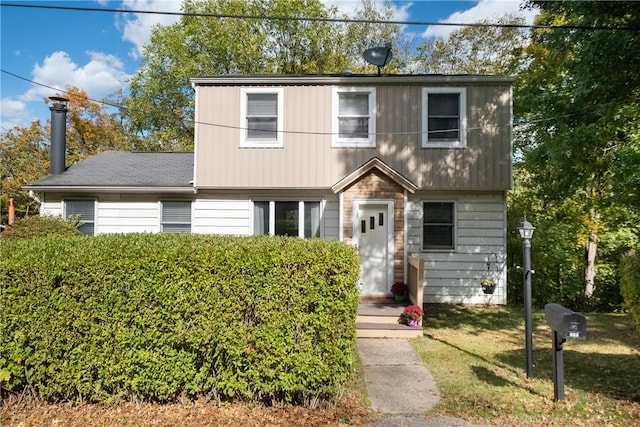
[28,190,43,215]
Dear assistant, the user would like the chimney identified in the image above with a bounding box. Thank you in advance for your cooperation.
[49,96,69,175]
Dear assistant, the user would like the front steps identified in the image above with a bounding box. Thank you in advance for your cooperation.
[357,301,423,338]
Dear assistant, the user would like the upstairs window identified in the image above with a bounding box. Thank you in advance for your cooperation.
[240,88,283,147]
[332,87,376,147]
[253,200,321,238]
[161,201,192,233]
[65,200,95,235]
[423,202,455,250]
[422,88,466,148]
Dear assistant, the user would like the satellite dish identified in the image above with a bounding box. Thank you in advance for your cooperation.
[363,46,393,75]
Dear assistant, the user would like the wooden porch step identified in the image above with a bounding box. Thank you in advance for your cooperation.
[357,322,423,338]
[356,301,423,339]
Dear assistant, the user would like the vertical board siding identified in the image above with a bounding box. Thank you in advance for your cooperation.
[194,82,512,190]
[408,192,507,304]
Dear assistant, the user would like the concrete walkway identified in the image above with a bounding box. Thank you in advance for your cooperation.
[357,339,494,427]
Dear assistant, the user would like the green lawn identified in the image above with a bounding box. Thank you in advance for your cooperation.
[411,305,640,426]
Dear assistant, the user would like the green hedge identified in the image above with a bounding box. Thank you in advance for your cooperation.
[0,234,360,403]
[0,215,82,240]
[621,249,640,328]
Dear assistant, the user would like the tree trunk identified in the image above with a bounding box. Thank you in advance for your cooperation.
[585,236,597,298]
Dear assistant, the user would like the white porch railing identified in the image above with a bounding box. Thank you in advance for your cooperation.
[407,255,425,312]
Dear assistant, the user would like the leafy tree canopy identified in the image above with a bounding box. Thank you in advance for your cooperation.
[414,14,528,75]
[127,0,405,150]
[512,0,640,304]
[0,87,132,223]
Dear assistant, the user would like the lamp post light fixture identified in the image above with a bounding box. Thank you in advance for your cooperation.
[518,218,535,378]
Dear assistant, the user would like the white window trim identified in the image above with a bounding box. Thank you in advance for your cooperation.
[421,200,457,252]
[159,200,193,233]
[332,87,376,148]
[63,199,97,236]
[421,87,467,148]
[250,198,325,238]
[240,87,284,148]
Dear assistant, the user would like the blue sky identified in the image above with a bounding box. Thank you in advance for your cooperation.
[0,0,536,130]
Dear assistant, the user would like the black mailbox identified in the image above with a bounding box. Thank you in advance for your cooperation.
[544,303,587,340]
[544,303,587,401]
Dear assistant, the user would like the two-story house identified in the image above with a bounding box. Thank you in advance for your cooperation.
[27,74,513,304]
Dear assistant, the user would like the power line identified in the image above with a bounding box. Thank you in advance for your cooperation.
[0,69,127,111]
[2,2,640,32]
[0,69,602,137]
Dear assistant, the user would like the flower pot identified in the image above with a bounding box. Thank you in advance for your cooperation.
[393,293,406,302]
[481,277,496,294]
[407,319,420,327]
[482,284,496,294]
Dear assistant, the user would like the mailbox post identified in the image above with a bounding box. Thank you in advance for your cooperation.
[544,303,587,401]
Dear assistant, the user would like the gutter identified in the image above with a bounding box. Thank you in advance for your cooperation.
[23,186,196,194]
[191,74,516,87]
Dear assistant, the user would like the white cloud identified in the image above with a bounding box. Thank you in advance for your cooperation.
[21,51,129,102]
[324,0,411,21]
[118,0,182,59]
[0,98,28,130]
[0,51,131,130]
[423,0,538,39]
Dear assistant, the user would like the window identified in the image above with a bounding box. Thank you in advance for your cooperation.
[65,200,95,235]
[423,202,455,250]
[240,88,283,147]
[422,88,466,148]
[332,87,376,147]
[161,201,191,233]
[253,201,321,238]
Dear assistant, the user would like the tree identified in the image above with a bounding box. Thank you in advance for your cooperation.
[63,87,130,163]
[338,0,409,74]
[0,87,133,223]
[515,1,640,305]
[414,15,528,75]
[127,0,406,150]
[0,121,49,221]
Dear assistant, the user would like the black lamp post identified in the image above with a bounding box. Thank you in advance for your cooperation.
[518,218,535,378]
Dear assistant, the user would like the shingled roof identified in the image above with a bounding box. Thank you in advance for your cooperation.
[27,151,194,192]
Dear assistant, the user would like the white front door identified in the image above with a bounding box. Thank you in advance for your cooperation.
[354,202,394,295]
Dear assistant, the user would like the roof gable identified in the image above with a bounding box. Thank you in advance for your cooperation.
[331,157,418,194]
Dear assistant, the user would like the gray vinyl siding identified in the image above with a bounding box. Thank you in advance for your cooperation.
[407,191,507,304]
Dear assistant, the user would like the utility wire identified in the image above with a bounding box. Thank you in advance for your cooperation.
[2,67,591,136]
[2,2,640,32]
[1,69,127,110]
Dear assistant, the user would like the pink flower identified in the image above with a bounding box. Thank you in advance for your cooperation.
[400,305,424,322]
